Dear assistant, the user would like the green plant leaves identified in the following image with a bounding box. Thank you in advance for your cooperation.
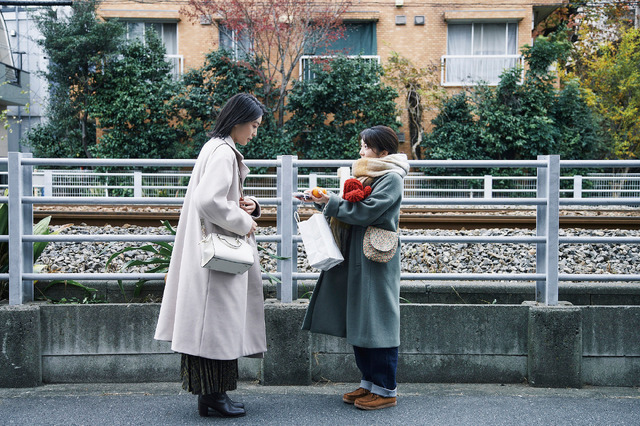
[286,56,399,160]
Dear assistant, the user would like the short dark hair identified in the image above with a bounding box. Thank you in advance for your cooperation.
[210,93,267,138]
[359,126,399,155]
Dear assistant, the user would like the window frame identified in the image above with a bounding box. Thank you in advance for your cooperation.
[299,20,378,81]
[123,20,182,78]
[218,25,253,61]
[442,20,523,87]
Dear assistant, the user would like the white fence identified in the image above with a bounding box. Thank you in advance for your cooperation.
[2,170,640,200]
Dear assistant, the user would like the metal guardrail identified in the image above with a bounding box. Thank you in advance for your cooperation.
[3,153,640,305]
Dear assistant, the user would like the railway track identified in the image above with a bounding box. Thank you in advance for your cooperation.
[33,205,640,229]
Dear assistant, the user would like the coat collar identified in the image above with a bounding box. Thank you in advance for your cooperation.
[222,136,245,162]
[213,136,249,180]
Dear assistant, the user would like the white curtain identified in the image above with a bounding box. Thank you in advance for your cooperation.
[475,23,505,55]
[447,24,472,55]
[507,23,517,54]
[162,23,178,55]
[447,24,472,83]
[131,22,178,55]
[446,22,518,85]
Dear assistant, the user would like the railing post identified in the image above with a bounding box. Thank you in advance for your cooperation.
[573,175,582,199]
[337,166,351,197]
[484,175,493,199]
[308,173,318,190]
[44,170,53,197]
[8,152,24,304]
[276,155,297,303]
[133,171,143,198]
[22,153,34,301]
[536,155,559,306]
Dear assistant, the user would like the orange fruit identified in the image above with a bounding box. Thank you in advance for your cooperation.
[311,187,327,198]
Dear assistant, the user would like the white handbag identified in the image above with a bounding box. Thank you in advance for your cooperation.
[199,232,254,274]
[297,213,344,271]
[198,141,255,275]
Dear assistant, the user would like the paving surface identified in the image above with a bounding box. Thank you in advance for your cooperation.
[1,382,639,425]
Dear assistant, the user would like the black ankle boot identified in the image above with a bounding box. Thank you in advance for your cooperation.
[224,392,245,409]
[198,393,246,418]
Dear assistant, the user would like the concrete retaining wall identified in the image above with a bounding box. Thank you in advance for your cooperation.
[34,280,640,306]
[1,300,639,388]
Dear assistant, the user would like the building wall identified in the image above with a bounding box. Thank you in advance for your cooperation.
[97,0,562,157]
[98,1,215,73]
[2,7,68,155]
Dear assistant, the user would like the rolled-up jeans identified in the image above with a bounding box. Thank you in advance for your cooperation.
[353,346,398,397]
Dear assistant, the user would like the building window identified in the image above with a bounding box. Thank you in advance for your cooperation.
[443,22,522,86]
[125,21,182,78]
[311,21,377,56]
[300,21,378,80]
[219,25,252,60]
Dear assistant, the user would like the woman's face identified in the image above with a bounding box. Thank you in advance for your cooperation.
[231,116,262,146]
[359,139,388,158]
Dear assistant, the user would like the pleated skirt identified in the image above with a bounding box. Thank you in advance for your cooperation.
[180,353,238,395]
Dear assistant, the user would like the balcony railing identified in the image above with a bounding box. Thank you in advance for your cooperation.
[166,54,184,80]
[3,64,21,86]
[441,54,524,86]
[299,55,380,80]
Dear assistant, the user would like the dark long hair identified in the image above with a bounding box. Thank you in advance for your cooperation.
[210,93,266,138]
[360,125,399,155]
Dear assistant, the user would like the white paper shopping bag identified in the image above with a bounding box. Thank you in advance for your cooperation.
[297,213,344,271]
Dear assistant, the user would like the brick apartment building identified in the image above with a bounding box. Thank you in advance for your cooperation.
[97,0,564,154]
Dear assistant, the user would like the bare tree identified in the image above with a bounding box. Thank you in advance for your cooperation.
[384,51,445,159]
[184,0,353,127]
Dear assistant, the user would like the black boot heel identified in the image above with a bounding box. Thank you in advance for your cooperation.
[198,397,210,417]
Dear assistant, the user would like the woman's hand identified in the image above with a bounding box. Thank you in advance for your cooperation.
[247,219,257,236]
[240,197,257,215]
[307,189,330,204]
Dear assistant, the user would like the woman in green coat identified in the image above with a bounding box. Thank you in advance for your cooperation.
[302,125,409,410]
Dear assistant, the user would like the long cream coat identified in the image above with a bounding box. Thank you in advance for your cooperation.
[154,137,266,360]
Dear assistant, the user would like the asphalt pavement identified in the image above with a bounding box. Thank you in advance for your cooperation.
[1,381,639,425]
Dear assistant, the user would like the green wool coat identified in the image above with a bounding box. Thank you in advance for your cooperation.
[301,172,403,348]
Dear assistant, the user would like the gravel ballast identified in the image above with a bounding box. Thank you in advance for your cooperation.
[37,224,640,277]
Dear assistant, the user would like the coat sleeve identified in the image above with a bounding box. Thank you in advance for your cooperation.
[192,146,254,236]
[323,173,402,228]
[247,196,261,218]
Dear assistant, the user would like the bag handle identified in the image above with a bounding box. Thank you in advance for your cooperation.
[215,233,244,248]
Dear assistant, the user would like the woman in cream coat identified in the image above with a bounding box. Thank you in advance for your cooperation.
[155,93,267,418]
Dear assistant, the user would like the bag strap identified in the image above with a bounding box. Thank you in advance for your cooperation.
[211,141,243,196]
[199,141,245,239]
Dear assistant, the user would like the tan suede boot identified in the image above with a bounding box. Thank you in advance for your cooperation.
[343,387,371,404]
[354,393,397,410]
